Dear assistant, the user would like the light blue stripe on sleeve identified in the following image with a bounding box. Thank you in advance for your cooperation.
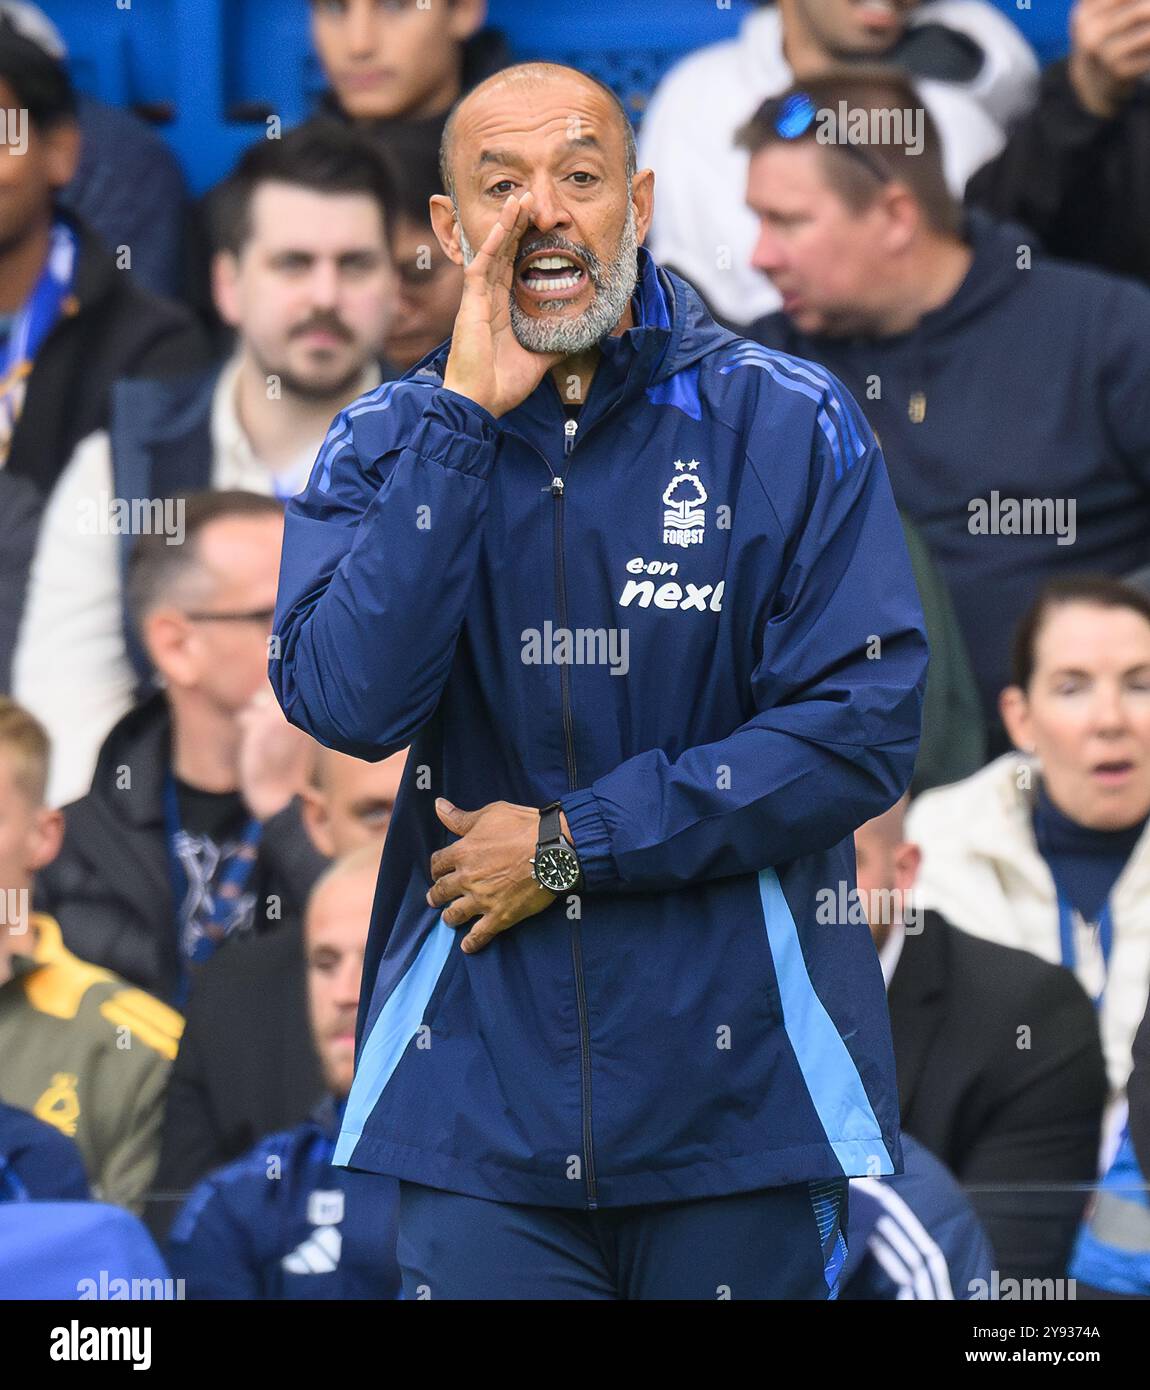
[333,915,456,1167]
[758,868,894,1175]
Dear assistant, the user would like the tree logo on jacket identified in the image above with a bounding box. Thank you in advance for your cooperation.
[662,461,707,548]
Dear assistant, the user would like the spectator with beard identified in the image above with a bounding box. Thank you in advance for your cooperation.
[146,744,407,1238]
[13,123,397,807]
[639,0,1037,325]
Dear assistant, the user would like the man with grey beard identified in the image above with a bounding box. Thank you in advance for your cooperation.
[272,61,926,1300]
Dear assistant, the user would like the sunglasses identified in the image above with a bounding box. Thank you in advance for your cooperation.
[184,607,277,625]
[769,91,894,186]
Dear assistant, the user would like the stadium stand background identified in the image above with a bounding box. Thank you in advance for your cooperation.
[48,0,1065,196]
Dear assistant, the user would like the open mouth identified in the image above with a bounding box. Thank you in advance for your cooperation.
[517,252,589,301]
[1093,760,1135,784]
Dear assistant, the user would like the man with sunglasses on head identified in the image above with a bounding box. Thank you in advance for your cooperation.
[639,0,1038,328]
[36,492,325,1009]
[744,71,1150,753]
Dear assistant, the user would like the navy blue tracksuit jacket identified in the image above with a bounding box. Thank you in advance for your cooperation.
[166,1102,400,1300]
[271,246,928,1210]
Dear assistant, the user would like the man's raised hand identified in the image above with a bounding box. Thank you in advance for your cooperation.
[442,192,565,418]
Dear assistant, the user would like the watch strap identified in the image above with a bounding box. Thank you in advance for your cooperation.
[538,800,563,846]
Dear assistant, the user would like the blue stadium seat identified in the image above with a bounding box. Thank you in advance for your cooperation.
[48,0,1055,196]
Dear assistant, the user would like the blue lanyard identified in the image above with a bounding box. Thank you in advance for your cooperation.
[162,772,262,1002]
[0,219,76,394]
[1055,884,1114,1009]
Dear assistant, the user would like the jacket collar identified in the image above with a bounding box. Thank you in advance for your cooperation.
[87,688,173,828]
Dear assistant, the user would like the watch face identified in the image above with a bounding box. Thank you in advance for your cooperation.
[535,846,581,893]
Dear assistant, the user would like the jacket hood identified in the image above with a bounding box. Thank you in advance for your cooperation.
[910,209,1032,340]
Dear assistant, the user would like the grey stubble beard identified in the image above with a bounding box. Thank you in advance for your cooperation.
[456,203,639,355]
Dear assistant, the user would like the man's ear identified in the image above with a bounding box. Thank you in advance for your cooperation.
[299,784,337,859]
[631,167,655,246]
[893,840,921,894]
[211,250,243,328]
[144,608,198,692]
[28,806,64,875]
[882,183,921,255]
[43,119,80,189]
[430,194,466,268]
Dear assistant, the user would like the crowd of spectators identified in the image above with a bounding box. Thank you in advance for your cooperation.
[3,0,1150,1300]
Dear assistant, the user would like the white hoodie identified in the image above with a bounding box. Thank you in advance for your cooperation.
[639,1,1038,324]
[907,753,1150,1096]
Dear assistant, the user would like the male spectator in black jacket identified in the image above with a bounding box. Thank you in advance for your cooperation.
[0,12,205,499]
[967,0,1150,287]
[35,492,323,1007]
[147,743,407,1238]
[855,796,1108,1280]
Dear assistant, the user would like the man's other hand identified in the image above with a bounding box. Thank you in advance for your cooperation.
[427,798,564,952]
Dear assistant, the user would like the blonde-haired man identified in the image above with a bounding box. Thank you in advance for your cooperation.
[0,698,182,1211]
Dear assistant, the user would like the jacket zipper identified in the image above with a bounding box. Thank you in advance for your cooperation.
[551,413,598,1209]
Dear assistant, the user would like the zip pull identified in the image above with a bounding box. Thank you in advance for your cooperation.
[564,417,579,457]
[550,475,565,497]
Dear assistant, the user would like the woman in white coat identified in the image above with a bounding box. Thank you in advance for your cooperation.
[908,575,1150,1097]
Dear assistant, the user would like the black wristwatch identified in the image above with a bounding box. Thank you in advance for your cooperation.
[529,801,583,894]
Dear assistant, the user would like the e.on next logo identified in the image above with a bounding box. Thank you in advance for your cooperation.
[618,557,725,613]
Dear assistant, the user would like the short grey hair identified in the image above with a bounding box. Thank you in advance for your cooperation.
[438,62,638,205]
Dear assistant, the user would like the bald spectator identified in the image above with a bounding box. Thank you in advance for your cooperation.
[167,847,401,1300]
[856,795,1106,1279]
